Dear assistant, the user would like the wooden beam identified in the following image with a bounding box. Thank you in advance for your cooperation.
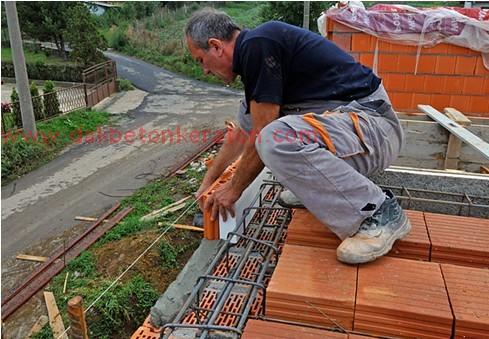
[443,108,471,170]
[16,254,48,263]
[172,224,204,232]
[444,107,472,127]
[418,105,489,161]
[140,196,191,222]
[481,165,489,174]
[44,291,68,339]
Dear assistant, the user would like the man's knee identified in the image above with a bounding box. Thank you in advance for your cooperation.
[255,120,297,165]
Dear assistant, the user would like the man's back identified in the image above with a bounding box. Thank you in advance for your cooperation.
[233,21,380,107]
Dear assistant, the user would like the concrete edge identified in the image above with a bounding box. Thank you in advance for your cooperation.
[150,239,223,328]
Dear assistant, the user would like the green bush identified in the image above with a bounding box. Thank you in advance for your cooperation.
[30,82,44,120]
[43,80,61,117]
[1,62,85,82]
[10,88,22,128]
[1,134,48,180]
[116,78,134,91]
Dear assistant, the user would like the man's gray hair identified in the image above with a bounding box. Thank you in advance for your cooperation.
[185,8,240,50]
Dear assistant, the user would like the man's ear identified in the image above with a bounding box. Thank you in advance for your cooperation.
[208,38,223,55]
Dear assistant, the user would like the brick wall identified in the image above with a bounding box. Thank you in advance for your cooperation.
[327,20,489,117]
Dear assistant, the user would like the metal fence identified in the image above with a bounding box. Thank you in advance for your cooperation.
[1,60,117,132]
[2,84,88,132]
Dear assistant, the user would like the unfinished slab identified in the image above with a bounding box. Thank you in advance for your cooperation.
[355,256,453,338]
[441,264,489,338]
[266,245,357,330]
[425,212,489,268]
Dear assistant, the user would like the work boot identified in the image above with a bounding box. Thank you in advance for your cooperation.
[336,190,411,264]
[278,189,305,208]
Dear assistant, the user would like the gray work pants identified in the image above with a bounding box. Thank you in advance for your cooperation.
[248,85,404,239]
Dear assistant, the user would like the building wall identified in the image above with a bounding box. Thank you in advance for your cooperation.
[327,20,489,117]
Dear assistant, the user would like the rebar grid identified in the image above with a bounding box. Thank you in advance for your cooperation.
[162,182,291,338]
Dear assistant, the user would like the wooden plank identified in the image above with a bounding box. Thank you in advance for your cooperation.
[25,315,48,339]
[418,105,489,161]
[44,291,68,339]
[16,254,48,263]
[444,134,462,169]
[75,216,97,222]
[140,196,191,222]
[173,224,204,232]
[481,166,489,174]
[444,107,472,127]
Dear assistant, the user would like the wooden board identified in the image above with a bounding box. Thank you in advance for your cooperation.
[419,105,489,161]
[44,291,68,339]
[444,107,472,127]
[16,254,48,263]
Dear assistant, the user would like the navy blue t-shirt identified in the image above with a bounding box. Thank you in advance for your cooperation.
[232,21,381,112]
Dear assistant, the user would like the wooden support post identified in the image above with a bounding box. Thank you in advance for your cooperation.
[443,108,472,170]
[67,296,89,339]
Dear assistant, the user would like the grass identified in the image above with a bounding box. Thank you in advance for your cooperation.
[101,1,268,89]
[1,109,110,183]
[1,47,73,65]
[30,157,210,338]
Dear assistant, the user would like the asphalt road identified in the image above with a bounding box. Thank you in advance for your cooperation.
[1,51,242,300]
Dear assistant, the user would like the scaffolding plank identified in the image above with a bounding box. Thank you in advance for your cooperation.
[44,292,68,339]
[418,105,489,161]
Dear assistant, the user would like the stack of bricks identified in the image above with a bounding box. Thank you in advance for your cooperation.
[327,20,489,116]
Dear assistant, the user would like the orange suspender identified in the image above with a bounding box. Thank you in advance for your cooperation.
[301,111,369,155]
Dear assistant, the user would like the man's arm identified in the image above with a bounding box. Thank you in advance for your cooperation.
[195,126,247,209]
[205,101,280,221]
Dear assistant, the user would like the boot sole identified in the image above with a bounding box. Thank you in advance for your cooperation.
[338,216,412,264]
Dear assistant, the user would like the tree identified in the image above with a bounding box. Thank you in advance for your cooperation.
[261,1,334,33]
[17,2,78,60]
[65,4,107,65]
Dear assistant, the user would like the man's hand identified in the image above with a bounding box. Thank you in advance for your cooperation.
[204,181,241,222]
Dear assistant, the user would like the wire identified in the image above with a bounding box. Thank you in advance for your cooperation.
[56,196,201,339]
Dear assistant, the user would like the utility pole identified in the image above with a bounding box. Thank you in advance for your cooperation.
[5,1,37,135]
[303,1,310,30]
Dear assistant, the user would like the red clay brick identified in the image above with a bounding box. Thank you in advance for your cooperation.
[332,33,352,52]
[423,75,445,94]
[378,55,399,73]
[398,55,417,73]
[463,76,486,95]
[355,257,453,338]
[405,74,424,92]
[389,210,430,261]
[424,43,449,54]
[359,53,374,68]
[266,245,357,330]
[441,264,489,338]
[435,56,457,75]
[351,34,375,52]
[387,74,406,92]
[391,92,413,111]
[448,95,470,112]
[425,213,489,268]
[242,319,348,338]
[443,76,465,95]
[455,56,477,75]
[474,56,489,75]
[131,316,161,339]
[412,93,431,107]
[417,55,437,74]
[430,94,451,111]
[469,95,489,114]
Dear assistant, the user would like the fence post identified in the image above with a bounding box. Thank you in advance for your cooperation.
[67,296,89,339]
[83,84,89,108]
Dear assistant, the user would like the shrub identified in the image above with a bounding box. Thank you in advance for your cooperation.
[1,62,84,82]
[116,78,134,91]
[30,82,44,120]
[10,88,22,128]
[43,80,61,117]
